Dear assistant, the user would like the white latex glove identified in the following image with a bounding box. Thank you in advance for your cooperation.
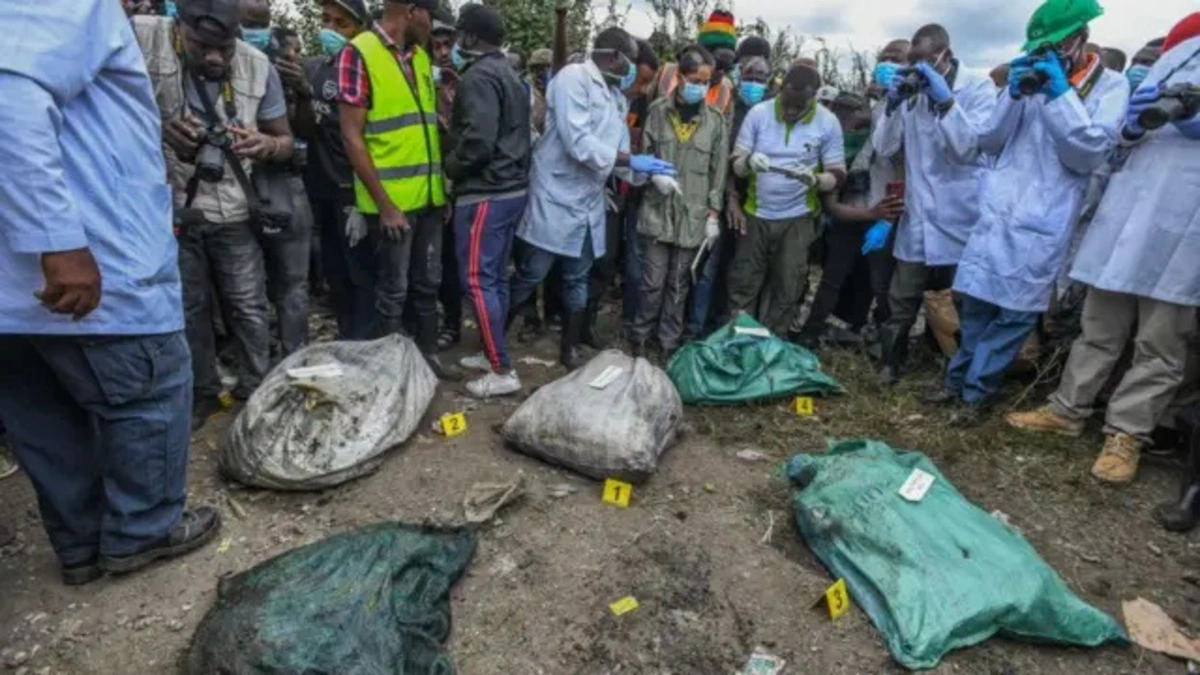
[344,207,367,247]
[651,174,683,196]
[704,214,720,239]
[814,172,838,193]
[748,152,771,174]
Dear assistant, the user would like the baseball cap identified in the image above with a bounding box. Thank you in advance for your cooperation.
[177,0,240,38]
[323,0,370,25]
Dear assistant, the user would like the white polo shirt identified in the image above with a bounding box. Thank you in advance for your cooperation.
[734,99,845,220]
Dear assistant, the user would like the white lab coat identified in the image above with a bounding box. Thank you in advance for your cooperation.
[953,67,1128,313]
[518,59,632,258]
[872,68,997,265]
[1069,36,1200,307]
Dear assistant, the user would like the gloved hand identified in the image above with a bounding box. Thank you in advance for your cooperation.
[651,174,682,196]
[1174,110,1200,140]
[887,70,907,102]
[1008,55,1034,99]
[630,154,676,176]
[914,61,952,105]
[1033,51,1069,100]
[1125,84,1161,137]
[861,220,892,255]
[813,172,838,193]
[344,207,367,248]
[748,152,771,174]
[704,213,720,240]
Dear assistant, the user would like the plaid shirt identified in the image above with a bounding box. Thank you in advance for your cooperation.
[335,23,414,109]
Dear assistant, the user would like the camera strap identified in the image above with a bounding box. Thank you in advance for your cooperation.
[185,69,263,214]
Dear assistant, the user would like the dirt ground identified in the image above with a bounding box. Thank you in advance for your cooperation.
[3,310,1200,675]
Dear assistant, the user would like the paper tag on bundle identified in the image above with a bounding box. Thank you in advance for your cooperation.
[588,365,624,390]
[286,364,345,379]
[733,325,771,338]
[898,468,935,502]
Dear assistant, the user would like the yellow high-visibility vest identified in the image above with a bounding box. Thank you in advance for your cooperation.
[351,31,445,214]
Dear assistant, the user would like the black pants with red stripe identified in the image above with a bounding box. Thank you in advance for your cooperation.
[454,194,529,373]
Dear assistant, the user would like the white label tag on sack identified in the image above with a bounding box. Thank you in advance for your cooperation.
[898,468,935,502]
[733,325,771,338]
[286,364,344,379]
[588,365,624,390]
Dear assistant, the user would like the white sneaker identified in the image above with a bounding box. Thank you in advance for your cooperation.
[467,371,522,398]
[459,352,492,372]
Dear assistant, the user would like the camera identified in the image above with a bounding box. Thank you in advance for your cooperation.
[1138,83,1200,131]
[1016,44,1053,97]
[194,125,233,183]
[895,67,925,99]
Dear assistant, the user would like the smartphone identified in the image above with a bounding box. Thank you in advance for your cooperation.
[885,180,905,199]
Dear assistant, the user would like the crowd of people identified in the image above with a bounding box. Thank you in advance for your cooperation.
[0,0,1198,585]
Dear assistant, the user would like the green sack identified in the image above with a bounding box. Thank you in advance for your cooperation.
[787,440,1127,670]
[666,314,841,405]
[187,523,476,675]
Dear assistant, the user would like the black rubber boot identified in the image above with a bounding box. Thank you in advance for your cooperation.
[877,324,908,385]
[418,314,461,381]
[581,302,606,350]
[561,311,585,370]
[1155,407,1200,532]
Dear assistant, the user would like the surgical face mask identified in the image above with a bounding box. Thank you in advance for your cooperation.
[738,80,766,105]
[319,28,348,56]
[1125,64,1150,90]
[618,61,636,91]
[874,61,901,88]
[164,0,177,17]
[450,43,466,71]
[242,27,272,52]
[680,81,706,105]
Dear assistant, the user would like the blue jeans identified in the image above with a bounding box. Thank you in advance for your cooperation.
[0,333,192,565]
[946,294,1039,405]
[510,232,595,315]
[456,195,527,371]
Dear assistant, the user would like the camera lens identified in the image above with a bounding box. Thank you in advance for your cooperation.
[1139,98,1185,131]
[1017,70,1047,97]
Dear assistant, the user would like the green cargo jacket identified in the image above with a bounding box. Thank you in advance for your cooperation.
[638,96,729,249]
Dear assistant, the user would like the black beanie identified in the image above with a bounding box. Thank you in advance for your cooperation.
[457,4,505,46]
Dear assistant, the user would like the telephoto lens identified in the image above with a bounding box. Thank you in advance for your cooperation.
[1138,84,1200,131]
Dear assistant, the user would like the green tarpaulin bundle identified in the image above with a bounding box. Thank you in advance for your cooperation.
[787,440,1127,670]
[187,523,476,675]
[666,314,841,405]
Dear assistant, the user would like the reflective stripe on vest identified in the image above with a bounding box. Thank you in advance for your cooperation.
[351,31,445,214]
[656,63,733,114]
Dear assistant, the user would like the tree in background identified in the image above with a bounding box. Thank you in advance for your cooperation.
[270,0,871,91]
[482,0,592,56]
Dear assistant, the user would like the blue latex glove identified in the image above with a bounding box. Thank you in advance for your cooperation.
[1125,85,1162,136]
[914,61,952,104]
[630,154,676,176]
[1174,110,1200,140]
[862,220,892,255]
[887,70,907,102]
[1033,52,1069,100]
[1007,56,1034,99]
